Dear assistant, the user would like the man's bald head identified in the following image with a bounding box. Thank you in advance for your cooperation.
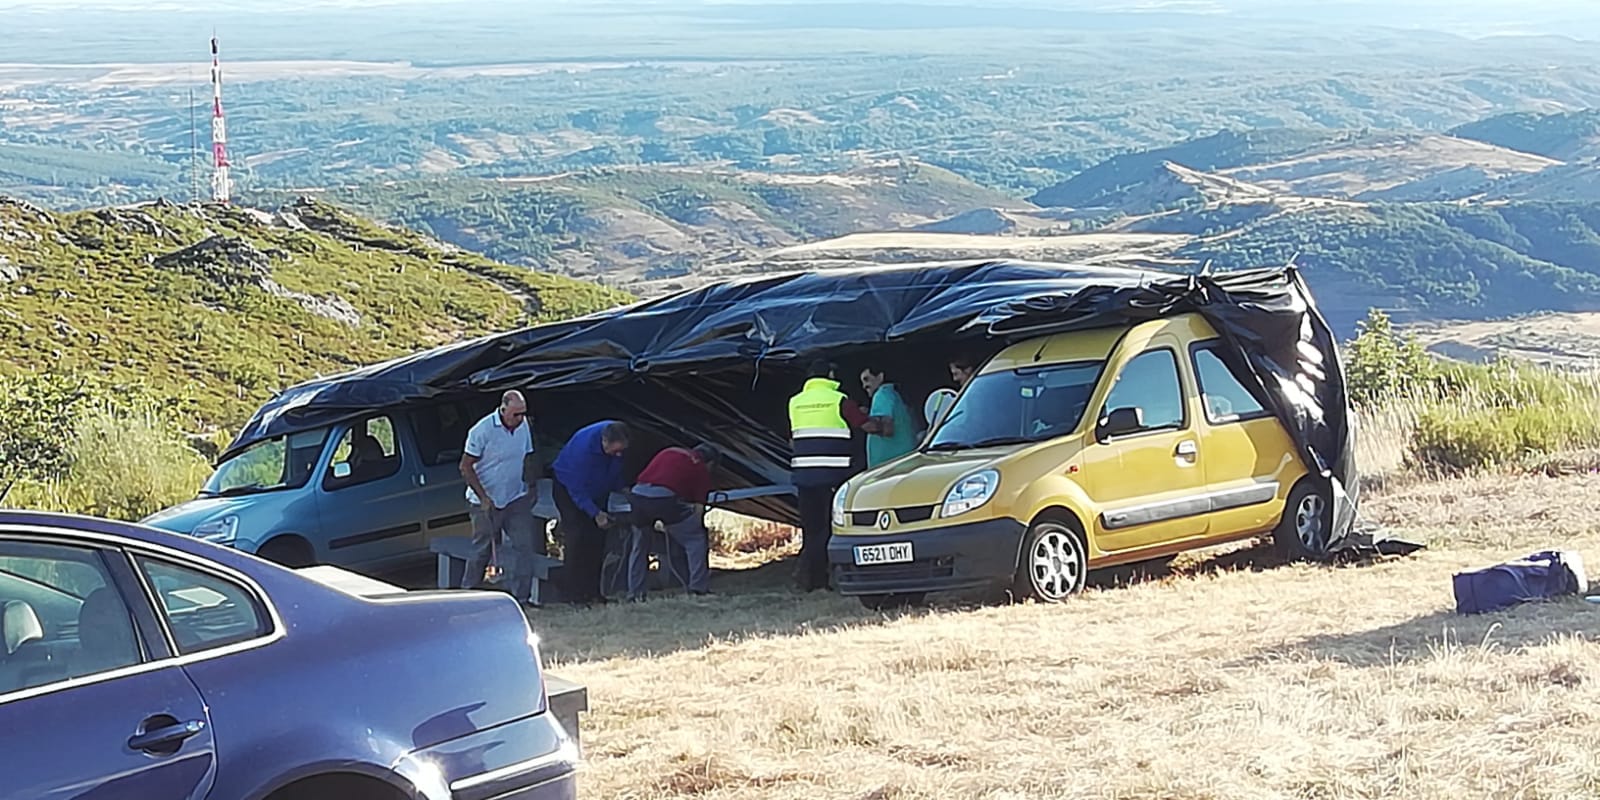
[499,390,528,429]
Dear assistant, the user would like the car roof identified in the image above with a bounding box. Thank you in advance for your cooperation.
[981,313,1221,373]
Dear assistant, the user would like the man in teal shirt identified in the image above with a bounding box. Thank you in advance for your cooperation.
[860,365,921,467]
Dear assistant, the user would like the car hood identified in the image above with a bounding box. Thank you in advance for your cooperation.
[141,495,251,531]
[846,447,1012,509]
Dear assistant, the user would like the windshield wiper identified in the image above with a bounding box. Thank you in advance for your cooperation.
[927,435,1036,451]
[198,483,270,498]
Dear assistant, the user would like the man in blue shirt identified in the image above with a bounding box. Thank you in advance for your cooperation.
[552,420,630,605]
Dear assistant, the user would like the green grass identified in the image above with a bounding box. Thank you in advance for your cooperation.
[0,196,631,431]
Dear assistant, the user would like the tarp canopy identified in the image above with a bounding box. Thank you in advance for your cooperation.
[226,260,1361,549]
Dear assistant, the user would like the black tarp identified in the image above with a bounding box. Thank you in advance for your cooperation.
[225,260,1361,549]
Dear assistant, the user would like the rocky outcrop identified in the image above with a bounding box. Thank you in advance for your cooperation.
[152,234,361,327]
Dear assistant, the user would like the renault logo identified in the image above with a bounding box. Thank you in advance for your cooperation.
[878,511,892,530]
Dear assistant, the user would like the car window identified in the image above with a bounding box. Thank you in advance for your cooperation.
[0,541,142,696]
[136,557,270,656]
[324,414,403,490]
[1191,344,1268,423]
[1101,348,1185,432]
[412,399,492,466]
[203,427,330,497]
[926,361,1103,450]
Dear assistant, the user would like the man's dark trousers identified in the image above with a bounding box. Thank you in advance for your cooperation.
[796,481,838,591]
[554,480,606,603]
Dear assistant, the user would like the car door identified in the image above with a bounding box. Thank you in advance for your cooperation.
[1189,340,1301,537]
[1080,338,1209,553]
[407,398,500,548]
[0,536,216,800]
[315,412,426,569]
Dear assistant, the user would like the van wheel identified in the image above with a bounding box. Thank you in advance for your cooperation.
[1275,480,1332,562]
[1012,517,1088,603]
[258,536,315,568]
[859,593,926,611]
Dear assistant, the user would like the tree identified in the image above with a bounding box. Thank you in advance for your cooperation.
[0,372,90,502]
[1344,308,1435,405]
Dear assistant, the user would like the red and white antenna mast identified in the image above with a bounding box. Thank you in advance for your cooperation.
[210,33,233,205]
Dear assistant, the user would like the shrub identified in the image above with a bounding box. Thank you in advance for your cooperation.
[2,376,213,520]
[0,372,93,499]
[1406,360,1600,473]
[52,402,213,521]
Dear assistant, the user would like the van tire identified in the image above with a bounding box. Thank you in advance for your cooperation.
[859,593,926,611]
[1012,516,1088,603]
[258,536,316,568]
[1274,480,1332,562]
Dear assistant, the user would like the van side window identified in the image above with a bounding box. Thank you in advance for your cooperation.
[411,400,490,466]
[0,540,143,696]
[324,415,402,491]
[1191,344,1268,424]
[1102,349,1185,431]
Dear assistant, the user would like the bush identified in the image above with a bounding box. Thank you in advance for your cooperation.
[0,372,92,497]
[54,403,213,521]
[2,378,213,521]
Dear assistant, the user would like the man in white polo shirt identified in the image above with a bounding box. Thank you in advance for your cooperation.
[459,389,541,607]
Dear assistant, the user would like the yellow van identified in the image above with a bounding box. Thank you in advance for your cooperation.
[826,312,1330,607]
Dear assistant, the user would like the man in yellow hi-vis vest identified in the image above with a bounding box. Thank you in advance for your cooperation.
[788,359,870,591]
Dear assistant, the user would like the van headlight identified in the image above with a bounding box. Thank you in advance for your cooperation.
[941,470,999,518]
[831,487,848,527]
[192,516,238,545]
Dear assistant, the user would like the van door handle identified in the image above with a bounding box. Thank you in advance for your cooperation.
[1175,440,1198,457]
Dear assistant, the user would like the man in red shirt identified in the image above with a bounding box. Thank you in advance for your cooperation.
[624,442,721,600]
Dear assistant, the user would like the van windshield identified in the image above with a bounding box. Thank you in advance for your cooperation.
[199,428,330,498]
[925,361,1104,451]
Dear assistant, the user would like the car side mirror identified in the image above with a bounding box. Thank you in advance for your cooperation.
[331,462,351,480]
[1098,406,1143,440]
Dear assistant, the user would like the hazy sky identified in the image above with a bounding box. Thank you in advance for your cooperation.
[3,0,1596,40]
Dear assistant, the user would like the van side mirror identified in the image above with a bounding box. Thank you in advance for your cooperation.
[332,462,352,480]
[1098,407,1143,440]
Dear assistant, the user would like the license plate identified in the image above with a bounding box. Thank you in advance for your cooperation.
[854,542,913,566]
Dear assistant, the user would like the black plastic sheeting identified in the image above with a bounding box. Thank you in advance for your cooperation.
[225,260,1361,549]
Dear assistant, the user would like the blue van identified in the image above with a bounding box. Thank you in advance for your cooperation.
[143,396,506,572]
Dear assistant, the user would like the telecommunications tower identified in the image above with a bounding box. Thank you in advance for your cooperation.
[209,34,233,205]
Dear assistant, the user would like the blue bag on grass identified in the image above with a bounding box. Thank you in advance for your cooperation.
[1453,550,1588,615]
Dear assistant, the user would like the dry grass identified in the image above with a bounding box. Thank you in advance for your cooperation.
[529,469,1600,799]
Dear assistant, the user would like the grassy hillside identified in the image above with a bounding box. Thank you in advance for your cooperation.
[1027,129,1342,208]
[0,195,630,430]
[1175,201,1600,317]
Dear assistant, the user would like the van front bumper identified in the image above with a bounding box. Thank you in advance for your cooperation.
[827,518,1026,596]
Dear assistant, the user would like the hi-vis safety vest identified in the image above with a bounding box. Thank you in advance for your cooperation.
[788,377,853,485]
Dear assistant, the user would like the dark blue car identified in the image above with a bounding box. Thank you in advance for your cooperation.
[0,509,578,800]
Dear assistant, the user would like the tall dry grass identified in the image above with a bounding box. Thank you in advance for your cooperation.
[1354,360,1600,484]
[5,402,212,521]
